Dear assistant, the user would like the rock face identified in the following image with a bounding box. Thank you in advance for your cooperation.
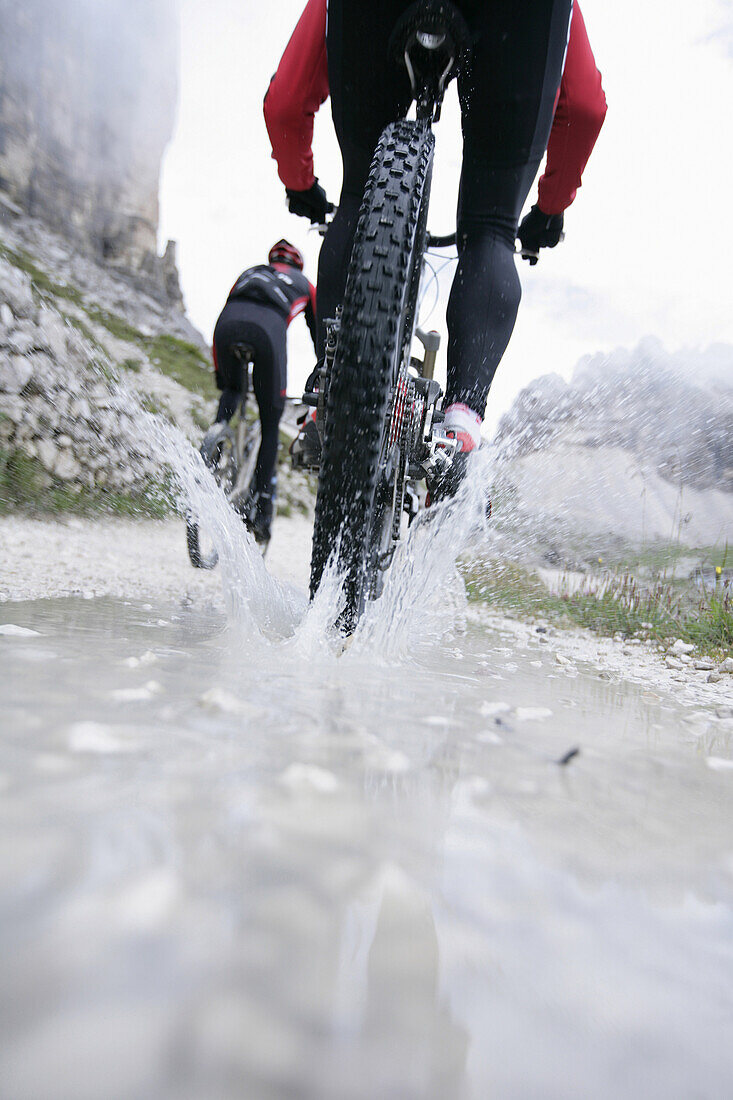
[0,0,180,303]
[0,217,315,520]
[496,339,733,494]
[492,338,733,552]
[0,236,201,501]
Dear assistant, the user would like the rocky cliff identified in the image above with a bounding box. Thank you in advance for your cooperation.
[0,0,180,303]
[492,339,733,555]
[0,215,314,521]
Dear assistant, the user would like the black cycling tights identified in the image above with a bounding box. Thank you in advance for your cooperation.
[319,0,572,417]
[213,300,286,497]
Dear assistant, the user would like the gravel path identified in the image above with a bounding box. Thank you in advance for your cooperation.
[0,514,313,605]
[2,515,731,713]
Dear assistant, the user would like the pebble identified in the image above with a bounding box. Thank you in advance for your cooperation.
[670,639,695,655]
[706,756,733,772]
[665,656,684,670]
[0,623,42,636]
[708,672,723,684]
[694,658,716,671]
[110,680,163,702]
[279,763,340,794]
[515,706,553,721]
[480,701,511,717]
[555,653,571,666]
[68,721,133,754]
[718,658,733,674]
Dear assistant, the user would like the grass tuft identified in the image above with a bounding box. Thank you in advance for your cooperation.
[465,557,733,659]
[0,243,83,304]
[0,448,175,519]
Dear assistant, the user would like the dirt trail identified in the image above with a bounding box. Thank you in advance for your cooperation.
[1,514,732,1099]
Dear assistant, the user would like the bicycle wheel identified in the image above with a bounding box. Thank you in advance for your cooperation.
[186,425,239,570]
[310,119,434,631]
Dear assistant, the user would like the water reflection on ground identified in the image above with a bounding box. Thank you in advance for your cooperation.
[1,598,732,1099]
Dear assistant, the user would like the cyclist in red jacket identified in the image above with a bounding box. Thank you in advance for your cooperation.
[211,239,316,544]
[265,0,606,496]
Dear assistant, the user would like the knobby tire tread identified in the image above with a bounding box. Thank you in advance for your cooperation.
[310,120,434,627]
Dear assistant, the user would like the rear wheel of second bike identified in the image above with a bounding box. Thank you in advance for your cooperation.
[186,425,240,569]
[309,119,434,632]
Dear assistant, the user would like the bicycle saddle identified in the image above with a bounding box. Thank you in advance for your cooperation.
[231,343,255,363]
[389,1,472,119]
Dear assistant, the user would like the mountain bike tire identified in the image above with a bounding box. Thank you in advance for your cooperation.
[310,120,434,631]
[186,426,238,570]
[185,417,261,570]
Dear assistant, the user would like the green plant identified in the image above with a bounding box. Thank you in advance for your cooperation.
[0,243,83,304]
[145,334,215,398]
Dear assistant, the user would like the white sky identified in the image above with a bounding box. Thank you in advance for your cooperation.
[160,0,733,431]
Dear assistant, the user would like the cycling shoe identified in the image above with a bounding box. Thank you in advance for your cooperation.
[290,408,321,470]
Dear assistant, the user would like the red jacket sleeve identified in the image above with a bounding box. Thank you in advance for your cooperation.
[263,0,329,192]
[537,3,607,216]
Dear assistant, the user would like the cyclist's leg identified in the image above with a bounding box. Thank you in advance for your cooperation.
[250,310,287,500]
[445,0,573,418]
[212,303,250,422]
[317,0,412,354]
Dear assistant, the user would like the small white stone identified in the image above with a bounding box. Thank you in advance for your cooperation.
[718,658,733,674]
[279,763,339,794]
[665,657,684,670]
[694,659,715,671]
[515,706,553,721]
[479,701,511,717]
[706,756,733,771]
[671,639,695,655]
[708,672,723,684]
[68,721,131,754]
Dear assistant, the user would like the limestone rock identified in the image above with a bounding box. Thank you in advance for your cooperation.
[36,310,68,360]
[0,0,180,304]
[0,266,35,317]
[8,328,34,356]
[36,438,58,473]
[0,354,32,393]
[54,449,81,481]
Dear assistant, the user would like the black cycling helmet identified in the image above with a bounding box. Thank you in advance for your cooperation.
[268,239,304,270]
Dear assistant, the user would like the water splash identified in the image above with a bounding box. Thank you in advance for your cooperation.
[352,448,493,660]
[35,308,496,656]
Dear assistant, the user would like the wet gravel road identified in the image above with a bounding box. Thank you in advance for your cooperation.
[1,586,733,1100]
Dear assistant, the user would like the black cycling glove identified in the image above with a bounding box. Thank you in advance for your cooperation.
[517,205,564,265]
[285,179,334,224]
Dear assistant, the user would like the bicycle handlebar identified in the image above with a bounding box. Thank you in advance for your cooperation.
[426,230,545,263]
[426,232,456,248]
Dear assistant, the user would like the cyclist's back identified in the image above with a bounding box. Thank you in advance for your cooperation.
[212,240,316,544]
[266,0,606,498]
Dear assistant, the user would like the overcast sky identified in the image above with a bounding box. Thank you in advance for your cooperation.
[160,0,733,430]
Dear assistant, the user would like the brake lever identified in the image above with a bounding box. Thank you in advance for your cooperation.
[309,211,338,239]
[515,230,565,264]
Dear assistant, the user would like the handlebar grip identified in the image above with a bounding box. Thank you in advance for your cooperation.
[426,232,456,248]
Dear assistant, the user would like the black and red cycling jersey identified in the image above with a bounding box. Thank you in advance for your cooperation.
[264,0,607,216]
[228,261,317,346]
